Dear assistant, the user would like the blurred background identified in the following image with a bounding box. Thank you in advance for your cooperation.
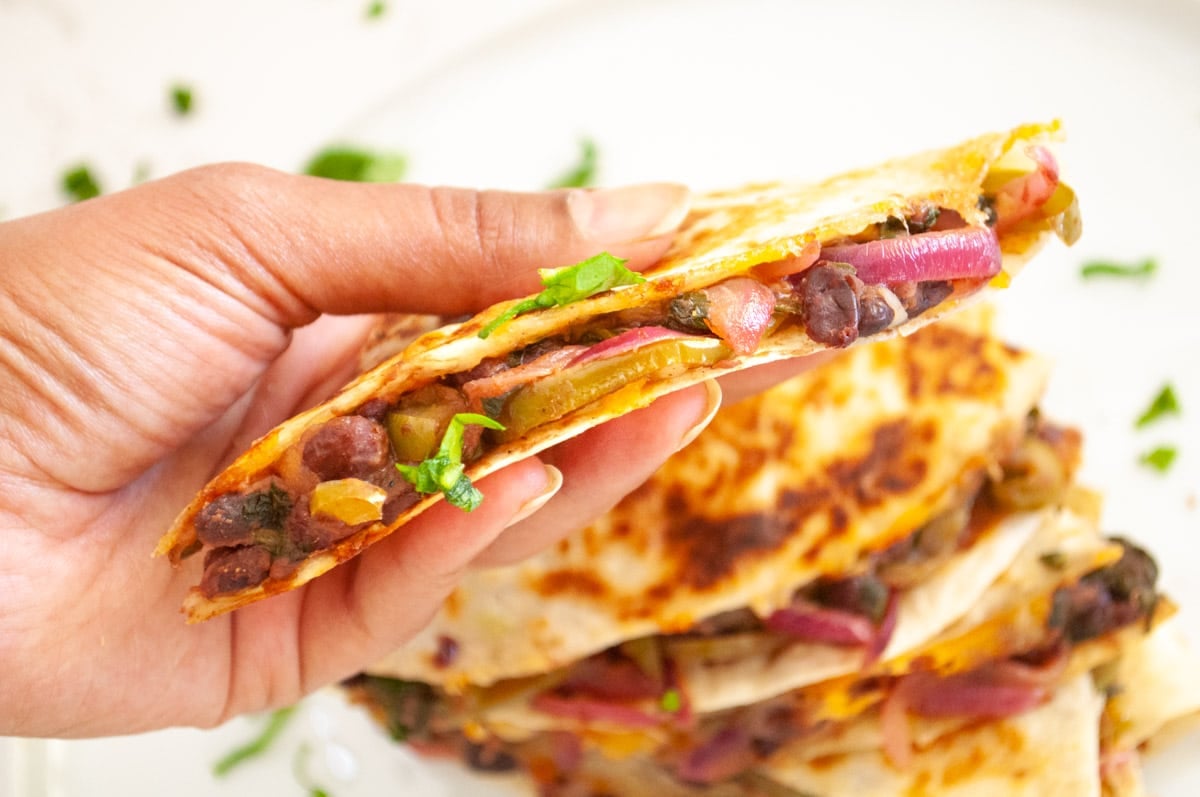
[2,0,1198,794]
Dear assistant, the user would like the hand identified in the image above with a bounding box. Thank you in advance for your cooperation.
[0,164,817,737]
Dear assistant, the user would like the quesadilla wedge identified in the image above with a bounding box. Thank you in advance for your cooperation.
[157,123,1079,621]
[368,305,1058,690]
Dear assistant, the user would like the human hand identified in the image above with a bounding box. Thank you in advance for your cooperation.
[0,165,817,737]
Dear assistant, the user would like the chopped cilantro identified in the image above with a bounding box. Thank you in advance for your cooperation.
[1140,446,1177,473]
[213,705,297,777]
[660,689,682,713]
[132,161,153,185]
[303,146,407,183]
[547,138,598,189]
[61,165,102,202]
[397,413,504,511]
[366,0,386,18]
[478,252,645,339]
[1080,257,1157,280]
[293,743,332,797]
[1135,384,1181,429]
[241,483,293,530]
[170,83,194,116]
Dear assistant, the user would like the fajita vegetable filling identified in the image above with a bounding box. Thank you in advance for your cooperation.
[189,154,1077,600]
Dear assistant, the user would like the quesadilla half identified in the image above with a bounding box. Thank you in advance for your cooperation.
[157,123,1079,621]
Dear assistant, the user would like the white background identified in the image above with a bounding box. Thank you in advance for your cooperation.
[2,0,1199,794]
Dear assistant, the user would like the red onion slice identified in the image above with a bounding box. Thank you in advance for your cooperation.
[765,602,877,646]
[818,226,1002,285]
[700,277,777,355]
[567,326,692,367]
[994,145,1060,233]
[863,589,900,667]
[675,727,756,784]
[897,657,1060,719]
[558,656,664,702]
[462,345,587,403]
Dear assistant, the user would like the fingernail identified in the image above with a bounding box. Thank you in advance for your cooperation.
[675,380,723,453]
[505,464,563,528]
[568,183,691,243]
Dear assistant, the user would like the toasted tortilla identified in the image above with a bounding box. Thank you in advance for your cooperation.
[159,122,1075,621]
[368,305,1051,689]
[762,675,1105,797]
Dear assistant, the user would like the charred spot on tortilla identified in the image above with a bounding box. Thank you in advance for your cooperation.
[159,122,1080,621]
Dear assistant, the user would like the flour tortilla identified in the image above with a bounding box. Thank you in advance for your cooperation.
[160,122,1072,621]
[368,305,1052,689]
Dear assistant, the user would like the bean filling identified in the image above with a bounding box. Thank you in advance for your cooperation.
[192,203,1011,599]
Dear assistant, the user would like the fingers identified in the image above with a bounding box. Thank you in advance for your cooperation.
[471,381,722,568]
[290,456,559,689]
[131,164,692,325]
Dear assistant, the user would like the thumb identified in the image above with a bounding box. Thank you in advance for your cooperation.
[135,163,692,325]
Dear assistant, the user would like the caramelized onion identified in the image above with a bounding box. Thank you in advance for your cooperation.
[567,326,691,366]
[700,278,777,355]
[818,226,1002,284]
[765,602,877,646]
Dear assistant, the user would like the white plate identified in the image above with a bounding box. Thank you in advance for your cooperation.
[16,0,1200,794]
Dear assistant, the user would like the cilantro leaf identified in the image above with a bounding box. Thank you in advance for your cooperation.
[660,689,682,713]
[1080,257,1157,280]
[241,482,293,530]
[1139,445,1177,473]
[169,83,194,116]
[1135,384,1181,429]
[397,413,504,511]
[547,138,598,189]
[304,146,407,183]
[477,252,645,339]
[366,0,387,19]
[61,165,102,202]
[213,705,297,777]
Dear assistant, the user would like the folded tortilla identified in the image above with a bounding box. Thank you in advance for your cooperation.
[368,304,1056,690]
[157,122,1079,621]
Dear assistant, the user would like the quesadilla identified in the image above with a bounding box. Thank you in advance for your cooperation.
[157,122,1079,621]
[342,296,1193,796]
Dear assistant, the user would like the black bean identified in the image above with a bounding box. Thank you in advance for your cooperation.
[433,635,460,669]
[284,501,356,554]
[891,280,953,319]
[463,740,518,773]
[199,545,271,597]
[194,493,254,547]
[799,264,860,347]
[302,415,390,480]
[856,285,895,337]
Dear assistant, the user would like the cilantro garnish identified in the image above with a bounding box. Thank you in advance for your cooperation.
[241,482,293,530]
[547,138,598,189]
[169,83,194,116]
[660,689,682,713]
[397,413,504,511]
[303,146,407,183]
[1135,384,1181,429]
[477,252,645,339]
[213,705,297,777]
[365,0,386,19]
[61,165,102,202]
[1080,257,1158,280]
[1139,445,1177,473]
[293,742,332,797]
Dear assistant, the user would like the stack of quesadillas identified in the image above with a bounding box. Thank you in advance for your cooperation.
[327,125,1197,795]
[348,303,1199,795]
[158,123,1077,622]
